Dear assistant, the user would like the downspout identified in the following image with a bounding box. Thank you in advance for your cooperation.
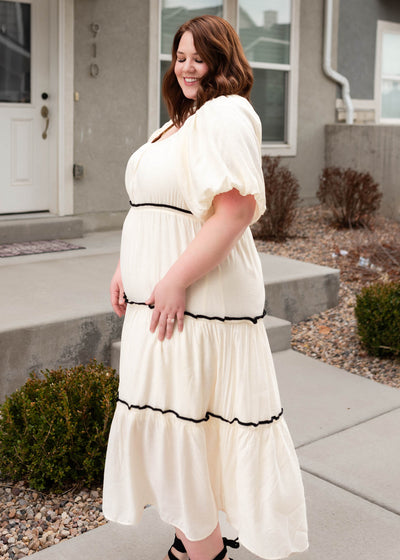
[323,0,354,124]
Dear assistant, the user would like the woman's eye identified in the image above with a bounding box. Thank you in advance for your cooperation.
[195,59,204,64]
[177,58,185,63]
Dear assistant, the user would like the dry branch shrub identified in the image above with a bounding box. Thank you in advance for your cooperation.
[0,361,118,492]
[355,282,400,358]
[254,156,300,240]
[317,167,382,228]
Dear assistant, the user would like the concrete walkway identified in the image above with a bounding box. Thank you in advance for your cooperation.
[26,350,400,560]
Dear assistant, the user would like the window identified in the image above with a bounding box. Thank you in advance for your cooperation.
[238,0,291,143]
[149,0,299,155]
[375,21,400,123]
[0,1,31,103]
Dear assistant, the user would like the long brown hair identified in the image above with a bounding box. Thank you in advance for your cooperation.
[162,15,253,127]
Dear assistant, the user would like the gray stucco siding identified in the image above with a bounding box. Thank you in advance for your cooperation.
[338,0,400,99]
[73,0,150,219]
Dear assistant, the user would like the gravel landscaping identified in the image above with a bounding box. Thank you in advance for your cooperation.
[1,205,399,559]
[254,204,400,389]
[0,482,105,558]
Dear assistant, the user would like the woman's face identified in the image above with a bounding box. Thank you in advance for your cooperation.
[174,31,209,100]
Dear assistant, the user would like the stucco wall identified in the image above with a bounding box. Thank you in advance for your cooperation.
[73,0,149,229]
[281,0,338,205]
[338,0,400,99]
[325,124,400,222]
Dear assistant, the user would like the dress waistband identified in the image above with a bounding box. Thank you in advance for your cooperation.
[129,201,193,215]
[123,294,266,325]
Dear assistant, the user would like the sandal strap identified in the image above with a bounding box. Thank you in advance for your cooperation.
[168,534,187,560]
[212,537,239,560]
[212,545,228,560]
[168,548,179,560]
[223,537,240,550]
[168,534,239,560]
[173,534,187,553]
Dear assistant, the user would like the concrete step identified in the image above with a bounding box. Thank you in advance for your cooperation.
[263,314,292,352]
[0,215,83,243]
[110,314,292,374]
[260,253,340,323]
[0,231,122,402]
[0,232,339,401]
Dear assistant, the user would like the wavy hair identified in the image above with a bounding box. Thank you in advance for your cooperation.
[162,15,253,126]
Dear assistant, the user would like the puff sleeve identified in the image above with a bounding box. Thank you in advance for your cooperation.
[177,95,266,224]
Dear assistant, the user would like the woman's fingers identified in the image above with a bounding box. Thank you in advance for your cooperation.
[111,287,124,316]
[118,285,125,306]
[146,278,186,339]
[177,310,184,332]
[149,308,161,333]
[110,262,126,317]
[149,311,182,340]
[157,313,168,341]
[165,315,176,340]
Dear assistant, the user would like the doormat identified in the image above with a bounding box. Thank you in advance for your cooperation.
[0,240,85,258]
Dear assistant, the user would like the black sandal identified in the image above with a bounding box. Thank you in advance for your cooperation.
[214,537,240,560]
[168,534,188,560]
[168,535,239,560]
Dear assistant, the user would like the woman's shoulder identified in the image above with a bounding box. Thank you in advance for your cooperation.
[195,95,261,137]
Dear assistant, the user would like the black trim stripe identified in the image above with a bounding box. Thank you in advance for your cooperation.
[117,397,283,428]
[123,295,266,325]
[130,201,193,215]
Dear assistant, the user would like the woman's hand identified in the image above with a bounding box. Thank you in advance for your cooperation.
[146,275,186,341]
[110,261,127,317]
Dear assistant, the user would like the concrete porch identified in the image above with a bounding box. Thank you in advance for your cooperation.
[0,230,339,401]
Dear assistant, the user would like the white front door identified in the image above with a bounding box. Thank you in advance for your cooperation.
[0,0,52,213]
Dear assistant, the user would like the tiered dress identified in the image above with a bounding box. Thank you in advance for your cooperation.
[103,95,308,559]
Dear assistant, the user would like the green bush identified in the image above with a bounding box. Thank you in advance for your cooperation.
[355,282,400,358]
[0,360,118,492]
[254,156,300,241]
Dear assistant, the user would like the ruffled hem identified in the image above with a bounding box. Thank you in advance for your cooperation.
[103,405,308,559]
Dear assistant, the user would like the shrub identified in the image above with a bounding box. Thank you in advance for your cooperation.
[254,156,300,240]
[317,167,382,228]
[355,282,400,358]
[0,360,118,492]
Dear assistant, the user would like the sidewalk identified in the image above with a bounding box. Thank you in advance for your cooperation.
[26,349,400,560]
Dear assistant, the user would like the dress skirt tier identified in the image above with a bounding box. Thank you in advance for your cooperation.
[102,95,308,559]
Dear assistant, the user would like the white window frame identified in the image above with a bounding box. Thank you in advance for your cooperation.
[148,0,300,156]
[374,20,400,125]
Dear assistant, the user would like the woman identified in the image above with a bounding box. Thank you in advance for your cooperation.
[103,15,308,560]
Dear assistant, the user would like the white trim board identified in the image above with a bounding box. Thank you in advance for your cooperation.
[56,0,74,215]
[374,20,400,125]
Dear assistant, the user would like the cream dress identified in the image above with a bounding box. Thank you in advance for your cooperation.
[103,95,308,559]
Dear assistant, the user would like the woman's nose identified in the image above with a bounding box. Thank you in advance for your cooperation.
[183,58,195,72]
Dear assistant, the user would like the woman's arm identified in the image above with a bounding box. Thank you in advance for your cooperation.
[110,259,127,317]
[146,188,256,340]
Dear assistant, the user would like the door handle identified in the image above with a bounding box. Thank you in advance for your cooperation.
[41,105,49,139]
